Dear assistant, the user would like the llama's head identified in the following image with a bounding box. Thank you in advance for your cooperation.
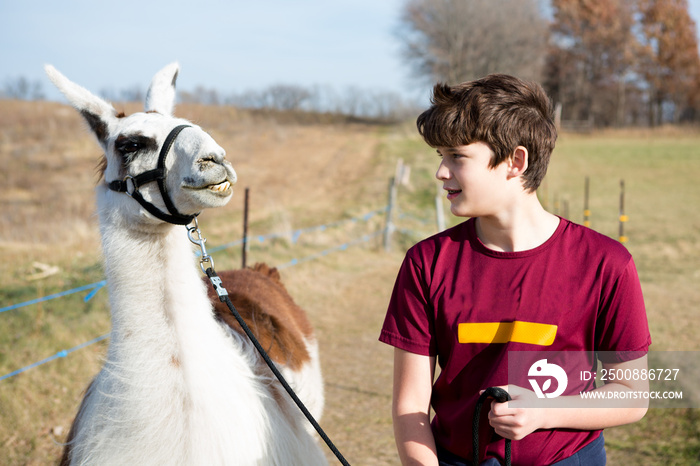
[45,63,236,227]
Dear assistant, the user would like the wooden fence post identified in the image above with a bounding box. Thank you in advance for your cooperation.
[583,176,591,227]
[619,179,628,243]
[242,187,250,268]
[383,177,397,252]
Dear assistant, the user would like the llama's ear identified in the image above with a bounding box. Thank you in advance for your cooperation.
[44,65,117,148]
[145,62,179,116]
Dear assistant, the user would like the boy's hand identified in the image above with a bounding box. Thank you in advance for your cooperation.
[482,385,544,440]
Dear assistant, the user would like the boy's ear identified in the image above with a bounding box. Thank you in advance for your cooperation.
[507,146,529,179]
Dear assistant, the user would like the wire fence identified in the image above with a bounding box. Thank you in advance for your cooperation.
[0,172,628,382]
[0,205,430,382]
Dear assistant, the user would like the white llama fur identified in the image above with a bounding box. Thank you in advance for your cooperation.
[46,63,327,465]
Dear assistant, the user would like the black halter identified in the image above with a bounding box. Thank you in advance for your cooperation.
[108,124,197,225]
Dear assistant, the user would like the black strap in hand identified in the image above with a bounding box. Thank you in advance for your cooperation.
[473,387,511,466]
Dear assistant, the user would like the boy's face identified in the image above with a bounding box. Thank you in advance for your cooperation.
[435,142,511,218]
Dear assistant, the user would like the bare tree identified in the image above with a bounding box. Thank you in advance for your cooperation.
[638,0,700,125]
[226,83,419,121]
[119,84,145,103]
[546,0,639,126]
[396,0,549,85]
[99,87,119,102]
[227,85,310,111]
[545,0,700,127]
[264,84,311,110]
[2,76,45,100]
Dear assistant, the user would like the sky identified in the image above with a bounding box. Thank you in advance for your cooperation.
[2,0,700,104]
[0,0,409,102]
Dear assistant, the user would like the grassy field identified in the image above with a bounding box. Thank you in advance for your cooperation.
[1,99,699,465]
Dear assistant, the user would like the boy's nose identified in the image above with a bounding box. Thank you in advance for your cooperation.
[435,160,450,180]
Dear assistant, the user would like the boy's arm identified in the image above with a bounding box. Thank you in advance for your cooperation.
[392,348,438,466]
[488,355,650,440]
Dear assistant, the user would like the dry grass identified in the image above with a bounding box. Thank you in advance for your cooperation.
[1,99,699,464]
[544,130,700,464]
[0,99,406,465]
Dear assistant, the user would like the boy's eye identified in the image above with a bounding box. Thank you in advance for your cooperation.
[436,149,466,160]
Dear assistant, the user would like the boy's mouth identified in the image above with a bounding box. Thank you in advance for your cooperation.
[445,188,462,200]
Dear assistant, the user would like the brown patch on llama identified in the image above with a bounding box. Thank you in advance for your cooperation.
[207,263,314,371]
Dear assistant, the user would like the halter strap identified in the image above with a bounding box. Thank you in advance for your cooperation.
[108,124,197,225]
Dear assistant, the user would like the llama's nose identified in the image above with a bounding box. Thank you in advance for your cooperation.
[205,147,226,165]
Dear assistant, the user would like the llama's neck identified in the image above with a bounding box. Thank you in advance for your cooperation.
[88,207,273,464]
[100,221,205,349]
[100,221,250,386]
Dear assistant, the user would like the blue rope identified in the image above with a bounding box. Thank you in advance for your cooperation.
[0,280,107,315]
[83,281,107,302]
[0,206,404,381]
[0,333,109,382]
[277,231,381,269]
[0,230,385,381]
[1,208,388,316]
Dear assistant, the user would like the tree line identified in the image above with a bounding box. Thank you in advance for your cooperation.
[1,76,419,122]
[178,84,419,121]
[397,0,700,127]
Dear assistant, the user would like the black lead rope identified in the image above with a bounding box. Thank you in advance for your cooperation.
[473,387,512,466]
[205,267,351,466]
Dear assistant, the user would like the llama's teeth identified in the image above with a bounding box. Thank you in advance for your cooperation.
[210,181,229,192]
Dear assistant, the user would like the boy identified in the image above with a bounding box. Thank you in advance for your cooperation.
[379,75,650,465]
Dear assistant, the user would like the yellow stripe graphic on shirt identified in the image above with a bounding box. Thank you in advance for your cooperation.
[458,321,557,346]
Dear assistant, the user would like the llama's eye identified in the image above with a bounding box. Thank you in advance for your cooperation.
[121,141,142,153]
[115,134,157,158]
[116,138,143,155]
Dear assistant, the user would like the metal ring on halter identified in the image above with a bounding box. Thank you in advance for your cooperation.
[123,175,137,197]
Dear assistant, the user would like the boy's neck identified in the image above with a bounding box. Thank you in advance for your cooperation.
[474,195,560,253]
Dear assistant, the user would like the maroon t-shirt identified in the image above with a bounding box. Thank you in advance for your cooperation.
[379,218,650,465]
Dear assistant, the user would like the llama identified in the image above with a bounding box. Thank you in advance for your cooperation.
[46,63,327,465]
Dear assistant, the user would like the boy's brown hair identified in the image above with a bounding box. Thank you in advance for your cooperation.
[417,74,557,192]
